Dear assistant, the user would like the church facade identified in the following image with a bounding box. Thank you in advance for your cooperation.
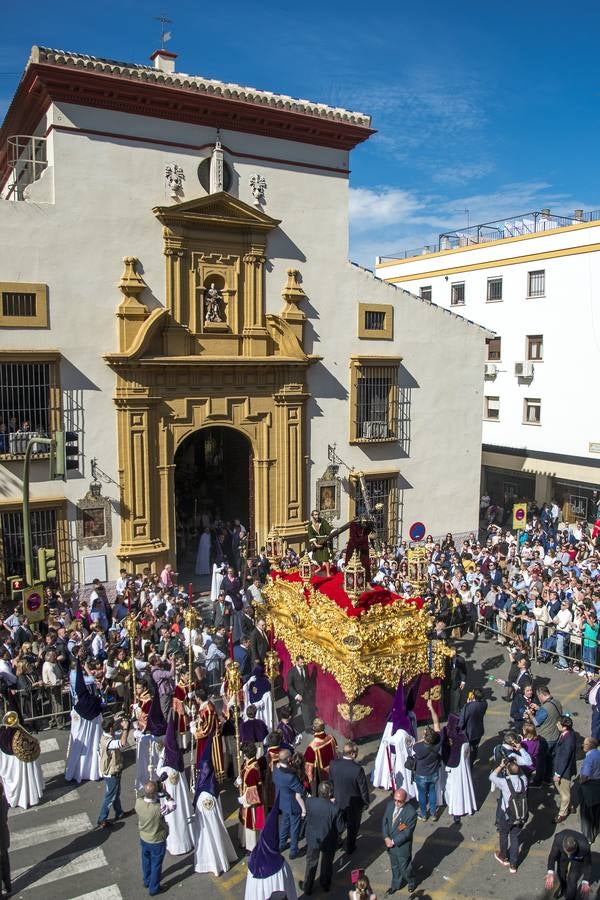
[0,46,489,590]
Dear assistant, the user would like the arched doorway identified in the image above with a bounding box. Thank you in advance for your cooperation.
[174,426,253,577]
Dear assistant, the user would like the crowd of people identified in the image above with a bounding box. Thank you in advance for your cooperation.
[0,500,598,898]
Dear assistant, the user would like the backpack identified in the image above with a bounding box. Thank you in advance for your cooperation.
[505,776,528,825]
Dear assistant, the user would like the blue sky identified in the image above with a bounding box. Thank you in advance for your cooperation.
[1,1,598,266]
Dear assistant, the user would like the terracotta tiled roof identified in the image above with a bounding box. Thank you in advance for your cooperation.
[30,46,372,127]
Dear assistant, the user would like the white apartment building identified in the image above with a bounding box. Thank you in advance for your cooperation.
[376,210,600,521]
[0,45,489,592]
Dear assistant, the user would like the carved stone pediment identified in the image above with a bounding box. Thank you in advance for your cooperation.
[153,191,280,233]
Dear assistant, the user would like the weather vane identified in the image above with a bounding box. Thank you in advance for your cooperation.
[154,14,173,49]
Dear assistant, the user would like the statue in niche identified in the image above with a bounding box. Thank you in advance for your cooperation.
[204,283,224,323]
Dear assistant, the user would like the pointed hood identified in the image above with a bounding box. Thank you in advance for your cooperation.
[163,715,184,772]
[248,665,270,703]
[248,794,284,878]
[144,690,167,737]
[390,675,412,737]
[193,734,218,806]
[442,713,467,768]
[73,659,103,721]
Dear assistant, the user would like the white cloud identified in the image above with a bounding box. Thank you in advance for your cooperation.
[348,187,423,232]
[348,180,595,268]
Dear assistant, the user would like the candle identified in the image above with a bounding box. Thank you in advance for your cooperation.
[127,589,131,613]
[188,582,193,605]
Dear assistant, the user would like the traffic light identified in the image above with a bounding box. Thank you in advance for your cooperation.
[7,576,24,604]
[50,430,79,480]
[38,547,57,582]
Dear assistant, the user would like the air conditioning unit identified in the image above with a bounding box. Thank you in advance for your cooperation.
[484,363,498,376]
[514,361,534,378]
[362,421,388,439]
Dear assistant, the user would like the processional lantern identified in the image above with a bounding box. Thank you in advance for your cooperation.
[266,526,283,565]
[299,551,313,585]
[344,550,366,607]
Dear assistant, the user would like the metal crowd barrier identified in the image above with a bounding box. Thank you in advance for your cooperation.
[0,683,121,727]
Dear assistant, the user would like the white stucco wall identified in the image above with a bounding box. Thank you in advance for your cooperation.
[0,94,487,583]
[376,225,600,463]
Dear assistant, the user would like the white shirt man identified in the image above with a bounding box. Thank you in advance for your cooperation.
[90,631,106,659]
[115,572,129,594]
[553,606,573,633]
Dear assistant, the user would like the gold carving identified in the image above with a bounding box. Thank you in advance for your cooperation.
[262,578,453,701]
[337,703,373,722]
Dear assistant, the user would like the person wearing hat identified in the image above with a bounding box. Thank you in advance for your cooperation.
[97,713,131,828]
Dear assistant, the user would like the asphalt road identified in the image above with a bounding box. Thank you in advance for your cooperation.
[8,633,599,900]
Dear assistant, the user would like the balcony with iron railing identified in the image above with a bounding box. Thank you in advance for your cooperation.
[377,209,600,262]
[3,135,48,201]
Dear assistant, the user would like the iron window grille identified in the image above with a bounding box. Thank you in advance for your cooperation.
[527,270,545,298]
[487,277,503,301]
[354,476,397,545]
[364,310,386,331]
[2,292,37,318]
[1,507,58,581]
[0,361,56,455]
[451,282,465,305]
[419,285,432,301]
[352,362,400,442]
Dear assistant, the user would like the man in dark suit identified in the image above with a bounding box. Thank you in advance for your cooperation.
[382,788,417,895]
[299,781,344,895]
[545,829,591,899]
[272,748,306,859]
[233,637,252,682]
[459,688,488,763]
[211,592,231,630]
[249,617,270,668]
[329,740,370,854]
[553,716,578,823]
[286,654,315,732]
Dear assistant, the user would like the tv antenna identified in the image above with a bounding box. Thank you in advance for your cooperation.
[154,14,173,49]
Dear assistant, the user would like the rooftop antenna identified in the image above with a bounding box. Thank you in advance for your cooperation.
[154,14,173,49]
[453,208,470,231]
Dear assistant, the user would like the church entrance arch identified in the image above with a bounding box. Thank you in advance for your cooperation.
[174,426,253,577]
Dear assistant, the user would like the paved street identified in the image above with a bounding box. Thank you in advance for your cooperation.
[8,635,599,900]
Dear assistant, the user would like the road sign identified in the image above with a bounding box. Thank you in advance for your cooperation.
[23,586,45,623]
[409,521,426,542]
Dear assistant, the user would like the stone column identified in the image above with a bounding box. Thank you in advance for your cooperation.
[242,252,268,356]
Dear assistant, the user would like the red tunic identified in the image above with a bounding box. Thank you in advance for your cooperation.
[239,759,265,832]
[194,701,224,779]
[134,693,152,732]
[172,682,189,737]
[304,732,337,793]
